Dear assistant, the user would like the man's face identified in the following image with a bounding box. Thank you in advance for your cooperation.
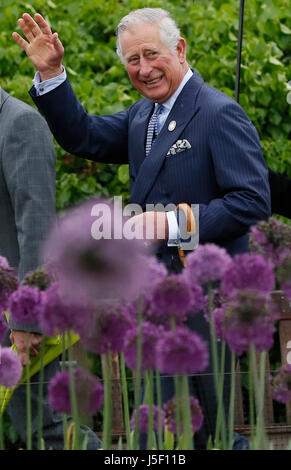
[121,23,187,103]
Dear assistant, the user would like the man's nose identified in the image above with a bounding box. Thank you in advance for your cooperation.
[139,58,152,77]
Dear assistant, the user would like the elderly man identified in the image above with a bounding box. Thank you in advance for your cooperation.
[13,8,270,448]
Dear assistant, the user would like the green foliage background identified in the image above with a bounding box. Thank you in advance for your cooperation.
[1,0,290,211]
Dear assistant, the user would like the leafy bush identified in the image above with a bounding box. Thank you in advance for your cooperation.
[1,0,290,210]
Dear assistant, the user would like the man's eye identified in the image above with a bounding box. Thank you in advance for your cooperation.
[128,57,139,64]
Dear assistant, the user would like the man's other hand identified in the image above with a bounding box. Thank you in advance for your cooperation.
[12,13,64,81]
[10,330,43,366]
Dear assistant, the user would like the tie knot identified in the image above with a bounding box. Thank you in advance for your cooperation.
[155,103,164,116]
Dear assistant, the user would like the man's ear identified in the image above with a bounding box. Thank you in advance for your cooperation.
[176,37,187,64]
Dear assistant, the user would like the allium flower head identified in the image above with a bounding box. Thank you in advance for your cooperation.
[222,290,278,355]
[40,282,94,337]
[22,267,52,291]
[221,253,275,298]
[151,274,193,321]
[0,347,23,387]
[130,405,164,434]
[43,199,149,305]
[163,396,204,434]
[250,218,291,268]
[139,255,168,296]
[48,367,104,416]
[0,313,8,343]
[184,244,231,286]
[124,322,165,371]
[271,364,291,404]
[156,327,209,375]
[80,301,130,355]
[0,260,19,313]
[8,286,45,325]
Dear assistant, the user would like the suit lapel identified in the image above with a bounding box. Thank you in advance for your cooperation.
[130,71,204,206]
[129,100,154,173]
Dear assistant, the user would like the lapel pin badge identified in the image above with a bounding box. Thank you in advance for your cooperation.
[168,120,176,132]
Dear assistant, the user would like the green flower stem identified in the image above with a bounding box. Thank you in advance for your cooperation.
[26,341,32,450]
[120,352,131,450]
[147,370,154,450]
[102,351,112,450]
[181,375,193,450]
[256,351,267,449]
[0,407,4,450]
[215,340,227,447]
[37,336,45,450]
[133,301,143,450]
[155,368,164,450]
[67,333,81,449]
[248,344,255,446]
[61,334,68,449]
[207,284,226,448]
[174,374,182,442]
[227,351,236,450]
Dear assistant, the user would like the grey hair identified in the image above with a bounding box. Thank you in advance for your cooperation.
[116,8,181,64]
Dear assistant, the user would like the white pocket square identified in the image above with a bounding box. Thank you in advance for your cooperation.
[166,139,191,156]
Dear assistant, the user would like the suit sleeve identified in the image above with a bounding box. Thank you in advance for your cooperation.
[29,78,129,164]
[199,101,271,242]
[3,110,56,333]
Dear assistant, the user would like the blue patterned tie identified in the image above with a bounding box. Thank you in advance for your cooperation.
[145,104,164,156]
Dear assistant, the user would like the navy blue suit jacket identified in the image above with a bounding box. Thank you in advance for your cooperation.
[30,70,270,257]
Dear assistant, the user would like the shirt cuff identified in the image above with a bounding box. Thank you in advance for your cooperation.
[166,211,181,247]
[32,67,67,96]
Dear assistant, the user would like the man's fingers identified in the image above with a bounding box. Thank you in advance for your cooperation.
[52,33,64,54]
[21,13,43,37]
[34,13,52,36]
[12,31,29,51]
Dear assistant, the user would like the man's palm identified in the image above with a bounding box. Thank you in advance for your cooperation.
[12,13,64,79]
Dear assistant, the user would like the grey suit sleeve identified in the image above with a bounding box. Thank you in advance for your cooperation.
[3,109,56,332]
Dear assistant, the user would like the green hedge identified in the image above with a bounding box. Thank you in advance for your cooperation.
[1,0,290,210]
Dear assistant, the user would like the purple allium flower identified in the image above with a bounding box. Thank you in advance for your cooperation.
[80,301,130,354]
[0,260,19,313]
[221,253,275,298]
[184,244,231,286]
[48,367,104,416]
[0,313,8,343]
[40,282,94,337]
[124,322,165,371]
[271,365,291,404]
[222,290,278,355]
[151,274,193,321]
[163,396,204,434]
[250,218,291,268]
[43,199,148,306]
[156,327,209,375]
[0,347,23,387]
[8,286,45,325]
[139,255,168,295]
[130,405,164,434]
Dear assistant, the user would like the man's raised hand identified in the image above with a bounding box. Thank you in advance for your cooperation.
[12,13,64,81]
